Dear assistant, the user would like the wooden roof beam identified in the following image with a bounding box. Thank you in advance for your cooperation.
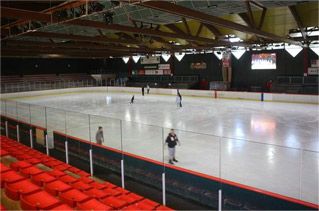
[1,0,87,29]
[289,5,307,40]
[66,19,222,44]
[1,7,53,22]
[196,23,203,37]
[202,23,222,38]
[23,31,142,45]
[245,1,255,28]
[182,17,191,35]
[139,1,300,45]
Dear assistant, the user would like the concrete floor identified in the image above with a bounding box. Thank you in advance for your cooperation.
[3,91,319,204]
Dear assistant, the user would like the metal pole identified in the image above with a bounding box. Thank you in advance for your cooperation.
[45,107,49,155]
[5,121,8,137]
[46,134,49,155]
[218,137,222,211]
[121,159,125,189]
[218,190,222,211]
[65,141,69,164]
[120,120,125,189]
[30,129,33,148]
[162,127,166,205]
[16,125,20,142]
[162,173,166,205]
[89,149,93,176]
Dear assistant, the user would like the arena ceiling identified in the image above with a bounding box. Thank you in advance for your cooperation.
[1,0,318,58]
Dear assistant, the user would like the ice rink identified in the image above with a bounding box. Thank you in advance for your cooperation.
[8,91,319,204]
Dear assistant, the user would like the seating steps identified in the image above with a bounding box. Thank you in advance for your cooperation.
[0,135,173,210]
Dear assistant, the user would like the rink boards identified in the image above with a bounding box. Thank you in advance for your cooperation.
[1,86,318,104]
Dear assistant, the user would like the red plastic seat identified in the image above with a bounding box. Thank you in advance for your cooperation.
[102,196,128,209]
[15,154,33,161]
[71,181,92,191]
[10,161,32,171]
[103,188,122,197]
[20,166,43,177]
[84,188,110,200]
[31,172,57,186]
[138,199,160,209]
[117,193,144,204]
[114,187,130,194]
[20,190,61,210]
[49,203,74,210]
[59,189,90,208]
[68,166,81,174]
[79,176,94,184]
[104,182,117,189]
[44,160,65,168]
[0,163,11,173]
[77,199,112,211]
[122,204,141,210]
[59,174,78,184]
[47,169,66,178]
[0,149,9,157]
[54,164,71,171]
[25,158,41,165]
[1,171,25,188]
[45,180,72,196]
[156,205,174,210]
[91,181,108,190]
[5,179,41,200]
[77,170,90,177]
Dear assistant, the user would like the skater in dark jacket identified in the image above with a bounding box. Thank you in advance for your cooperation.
[142,86,145,96]
[130,95,135,104]
[165,129,180,164]
[177,89,182,107]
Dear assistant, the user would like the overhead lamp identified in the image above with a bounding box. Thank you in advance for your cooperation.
[122,56,130,64]
[161,53,171,62]
[284,43,303,57]
[309,42,319,56]
[229,37,242,43]
[174,52,185,61]
[213,51,223,60]
[231,48,246,60]
[132,55,140,63]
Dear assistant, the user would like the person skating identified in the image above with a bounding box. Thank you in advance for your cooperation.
[95,126,104,145]
[130,95,135,104]
[165,129,180,164]
[142,86,145,96]
[177,89,182,107]
[147,84,150,94]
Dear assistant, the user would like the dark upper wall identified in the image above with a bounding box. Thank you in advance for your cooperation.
[1,58,105,75]
[1,48,318,89]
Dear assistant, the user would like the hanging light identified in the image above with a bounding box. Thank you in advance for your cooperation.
[231,48,246,60]
[309,42,319,56]
[122,56,130,64]
[132,55,141,63]
[174,52,185,61]
[161,53,171,62]
[284,43,303,57]
[213,51,223,60]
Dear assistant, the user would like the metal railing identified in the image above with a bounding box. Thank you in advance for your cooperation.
[1,79,127,93]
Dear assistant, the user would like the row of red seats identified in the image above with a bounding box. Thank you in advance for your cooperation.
[0,136,173,210]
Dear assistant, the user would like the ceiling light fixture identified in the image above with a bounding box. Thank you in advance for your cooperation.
[122,56,130,63]
[174,52,185,61]
[132,55,140,63]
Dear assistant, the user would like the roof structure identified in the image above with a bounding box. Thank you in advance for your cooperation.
[1,0,318,58]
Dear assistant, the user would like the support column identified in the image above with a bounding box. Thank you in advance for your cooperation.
[89,149,93,176]
[29,129,33,148]
[16,125,20,142]
[121,159,125,189]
